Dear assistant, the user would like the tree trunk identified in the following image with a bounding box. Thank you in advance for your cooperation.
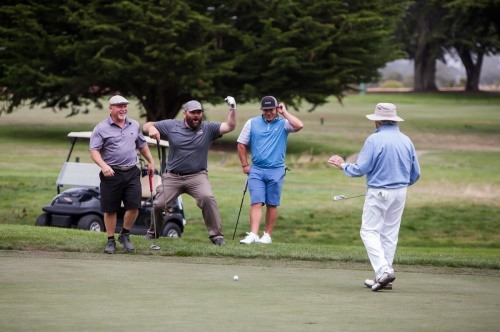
[455,45,483,92]
[413,14,438,92]
[414,49,438,91]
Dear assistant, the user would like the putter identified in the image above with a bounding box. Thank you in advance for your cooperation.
[232,178,248,240]
[333,194,366,201]
[149,167,160,251]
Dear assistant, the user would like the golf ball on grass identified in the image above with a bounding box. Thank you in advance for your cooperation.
[233,275,239,281]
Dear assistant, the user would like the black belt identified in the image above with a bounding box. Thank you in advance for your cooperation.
[111,165,136,171]
[167,169,205,176]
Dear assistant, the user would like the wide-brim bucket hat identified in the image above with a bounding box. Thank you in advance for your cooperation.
[366,103,404,122]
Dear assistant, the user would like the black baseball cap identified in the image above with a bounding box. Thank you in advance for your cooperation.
[260,96,278,110]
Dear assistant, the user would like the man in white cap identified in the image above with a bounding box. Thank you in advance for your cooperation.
[328,103,420,291]
[143,97,237,245]
[90,95,155,254]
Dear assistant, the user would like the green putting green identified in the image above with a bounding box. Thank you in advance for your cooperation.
[1,251,498,331]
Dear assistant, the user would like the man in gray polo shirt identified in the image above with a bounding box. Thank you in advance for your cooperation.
[90,95,155,254]
[143,97,237,245]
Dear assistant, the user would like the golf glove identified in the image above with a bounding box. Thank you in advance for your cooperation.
[378,190,389,201]
[225,96,236,109]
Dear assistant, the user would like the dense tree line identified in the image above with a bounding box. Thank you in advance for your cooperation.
[0,0,401,120]
[0,1,498,120]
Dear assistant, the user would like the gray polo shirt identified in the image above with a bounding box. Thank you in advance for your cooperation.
[154,119,221,174]
[89,116,147,167]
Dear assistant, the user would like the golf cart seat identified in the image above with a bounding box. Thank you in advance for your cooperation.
[140,173,162,199]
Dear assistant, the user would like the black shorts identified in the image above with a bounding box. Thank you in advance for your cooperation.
[99,167,141,213]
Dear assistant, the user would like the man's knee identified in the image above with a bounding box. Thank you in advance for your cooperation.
[198,194,216,206]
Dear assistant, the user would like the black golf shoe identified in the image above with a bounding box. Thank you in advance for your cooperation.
[118,232,134,251]
[104,239,116,254]
[212,238,225,246]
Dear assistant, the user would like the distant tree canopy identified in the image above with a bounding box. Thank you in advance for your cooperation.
[395,0,500,92]
[0,0,402,120]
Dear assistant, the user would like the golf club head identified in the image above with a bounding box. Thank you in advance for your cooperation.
[333,195,347,201]
[149,244,160,251]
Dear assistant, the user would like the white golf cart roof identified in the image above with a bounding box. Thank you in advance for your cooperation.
[57,132,168,192]
[67,131,169,147]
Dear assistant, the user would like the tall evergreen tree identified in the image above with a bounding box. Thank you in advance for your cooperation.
[395,0,499,92]
[445,0,500,91]
[395,0,447,91]
[1,0,402,120]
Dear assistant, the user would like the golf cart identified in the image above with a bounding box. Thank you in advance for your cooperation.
[35,132,186,237]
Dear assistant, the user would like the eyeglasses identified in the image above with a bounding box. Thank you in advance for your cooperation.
[262,109,275,112]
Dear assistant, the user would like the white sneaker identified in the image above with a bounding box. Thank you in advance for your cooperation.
[240,232,260,244]
[364,278,393,290]
[372,272,396,292]
[258,232,272,244]
[364,279,376,288]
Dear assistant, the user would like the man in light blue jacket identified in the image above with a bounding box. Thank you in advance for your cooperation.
[328,103,420,292]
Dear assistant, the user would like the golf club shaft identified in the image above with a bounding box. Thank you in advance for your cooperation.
[149,171,159,249]
[333,194,366,201]
[156,139,162,174]
[232,178,248,240]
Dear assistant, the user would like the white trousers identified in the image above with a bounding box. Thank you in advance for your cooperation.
[360,187,407,279]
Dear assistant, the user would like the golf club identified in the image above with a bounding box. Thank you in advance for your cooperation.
[232,178,248,240]
[333,194,366,201]
[231,167,290,240]
[149,171,160,251]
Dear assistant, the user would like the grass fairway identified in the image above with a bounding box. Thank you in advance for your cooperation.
[1,251,498,331]
[0,92,499,331]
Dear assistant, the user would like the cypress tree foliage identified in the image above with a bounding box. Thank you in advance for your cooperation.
[395,0,447,92]
[0,0,402,120]
[395,0,499,92]
[444,0,500,92]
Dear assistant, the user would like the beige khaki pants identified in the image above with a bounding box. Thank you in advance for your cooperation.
[151,170,224,240]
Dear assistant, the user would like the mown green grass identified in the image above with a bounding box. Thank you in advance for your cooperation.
[0,92,499,269]
[0,225,498,269]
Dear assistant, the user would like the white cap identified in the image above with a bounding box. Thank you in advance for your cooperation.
[109,95,129,106]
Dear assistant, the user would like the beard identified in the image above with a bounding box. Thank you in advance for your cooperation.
[185,116,202,129]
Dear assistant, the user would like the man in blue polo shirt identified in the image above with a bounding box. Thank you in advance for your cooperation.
[328,103,420,291]
[237,96,304,244]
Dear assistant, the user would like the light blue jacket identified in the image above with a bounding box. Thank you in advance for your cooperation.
[342,125,420,188]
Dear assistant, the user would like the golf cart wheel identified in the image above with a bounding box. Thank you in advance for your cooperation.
[77,215,104,232]
[162,222,182,238]
[35,213,50,226]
